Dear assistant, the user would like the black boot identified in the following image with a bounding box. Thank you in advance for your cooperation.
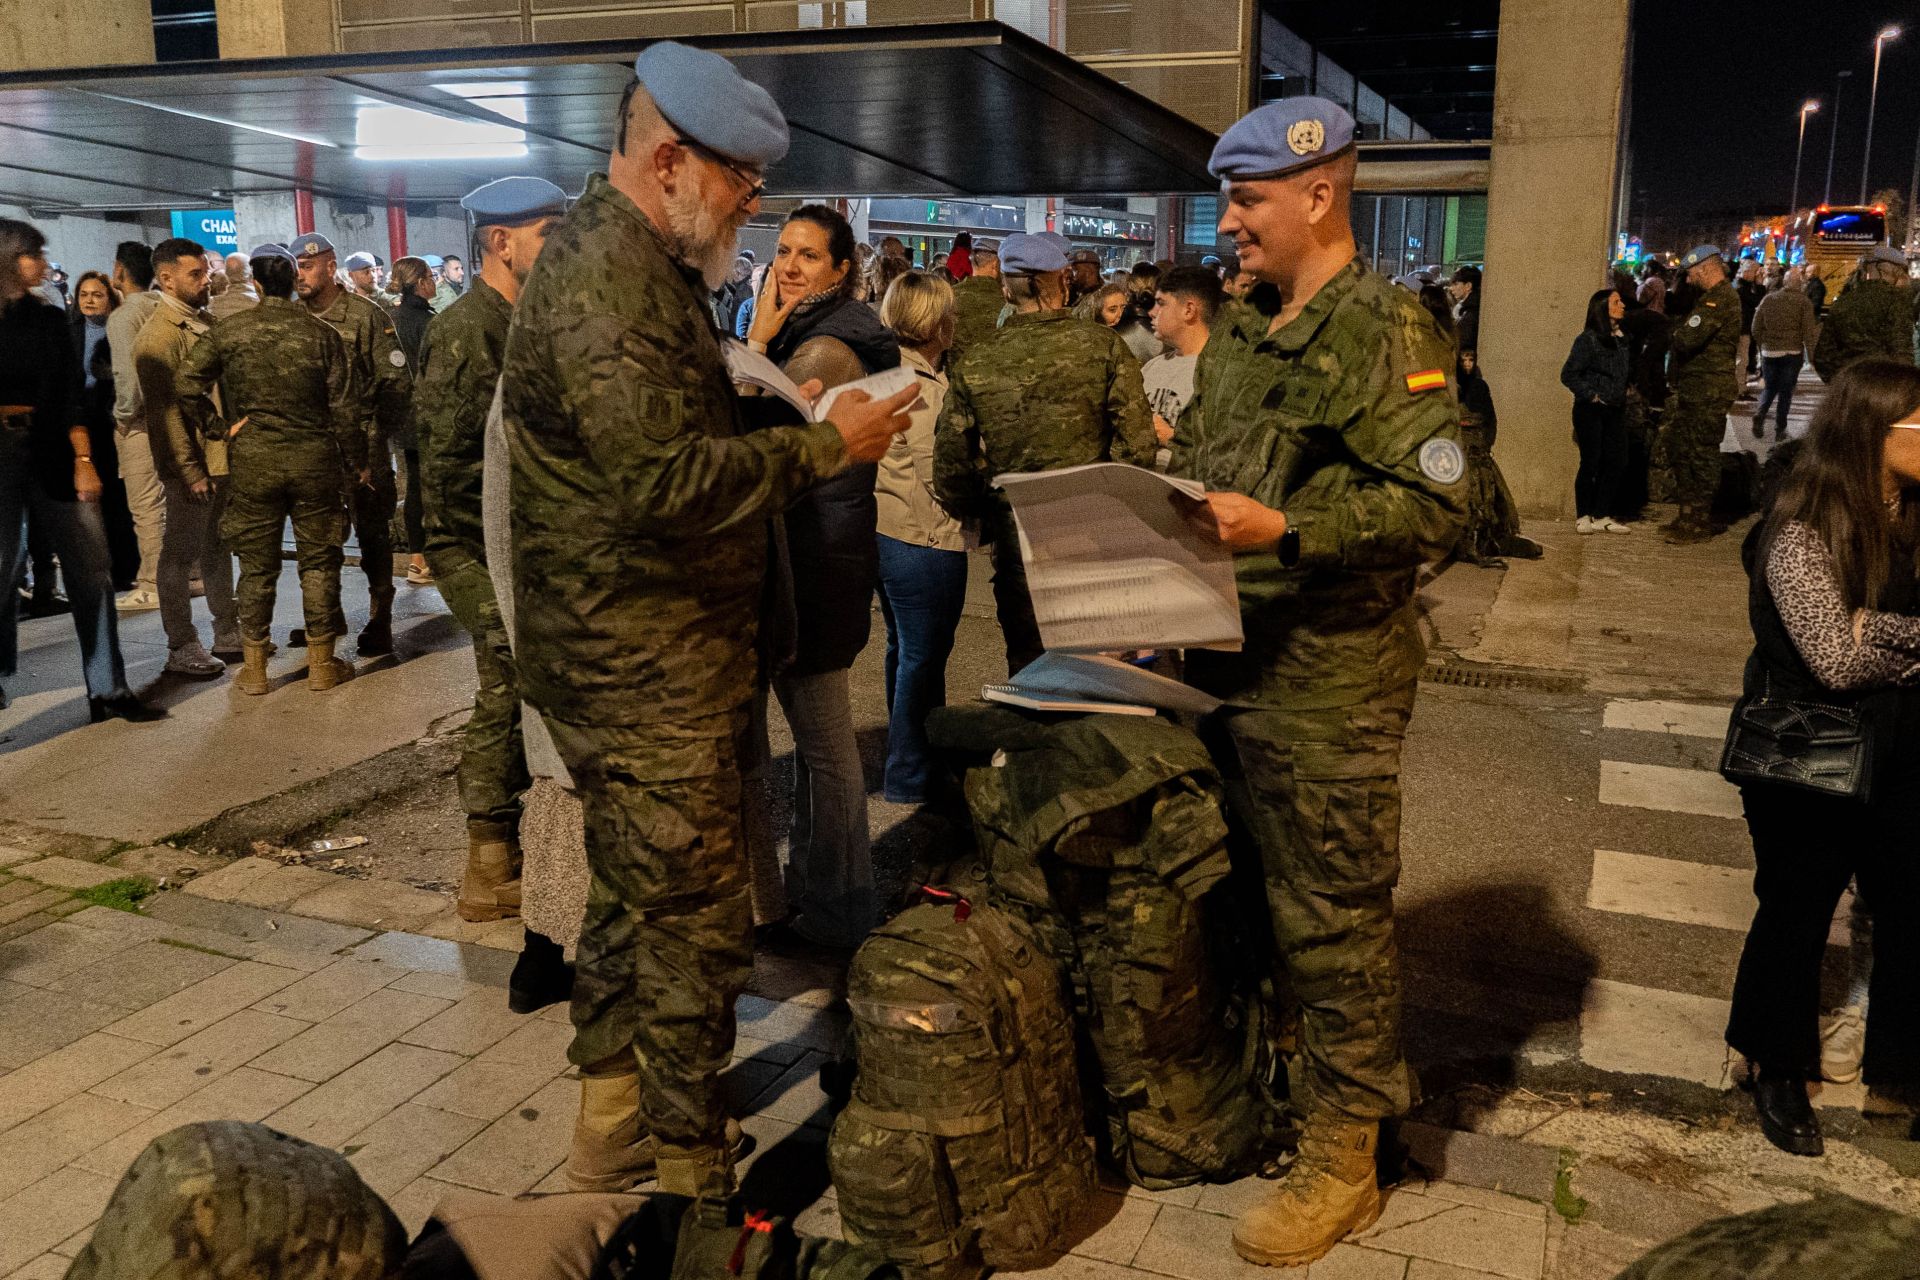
[1748,1064,1823,1156]
[88,692,167,724]
[508,929,574,1015]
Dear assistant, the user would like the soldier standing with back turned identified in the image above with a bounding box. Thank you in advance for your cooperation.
[292,232,411,654]
[932,232,1157,674]
[175,243,368,693]
[1660,244,1741,544]
[1175,98,1466,1267]
[1812,244,1917,381]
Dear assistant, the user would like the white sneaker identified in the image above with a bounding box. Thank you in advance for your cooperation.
[1576,516,1598,534]
[115,587,160,611]
[1599,519,1633,535]
[1819,1005,1865,1084]
[165,641,225,679]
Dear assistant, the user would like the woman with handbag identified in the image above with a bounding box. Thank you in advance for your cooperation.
[1722,357,1920,1156]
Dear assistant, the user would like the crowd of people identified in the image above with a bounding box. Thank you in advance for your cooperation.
[9,35,1920,1280]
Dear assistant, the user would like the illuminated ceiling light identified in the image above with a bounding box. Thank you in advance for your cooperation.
[353,104,526,162]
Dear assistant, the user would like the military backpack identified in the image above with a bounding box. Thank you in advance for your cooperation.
[827,894,1095,1279]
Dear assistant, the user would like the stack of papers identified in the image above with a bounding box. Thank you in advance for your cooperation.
[725,339,921,422]
[983,653,1222,716]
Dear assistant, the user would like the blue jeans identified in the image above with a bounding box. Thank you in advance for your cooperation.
[0,426,131,700]
[1756,354,1803,435]
[874,533,968,803]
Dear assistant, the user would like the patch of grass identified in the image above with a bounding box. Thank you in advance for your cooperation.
[1552,1148,1589,1225]
[156,936,245,961]
[73,877,157,913]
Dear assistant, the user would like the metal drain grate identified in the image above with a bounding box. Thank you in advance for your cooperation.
[1420,661,1585,694]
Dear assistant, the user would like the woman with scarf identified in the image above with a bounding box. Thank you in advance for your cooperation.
[742,204,902,950]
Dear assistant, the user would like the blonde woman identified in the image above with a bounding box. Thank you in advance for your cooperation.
[874,271,966,803]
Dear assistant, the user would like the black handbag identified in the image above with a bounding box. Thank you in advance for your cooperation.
[1719,676,1874,801]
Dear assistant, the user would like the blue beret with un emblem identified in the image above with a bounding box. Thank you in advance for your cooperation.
[462,176,569,228]
[1000,233,1069,275]
[1680,245,1723,269]
[288,233,336,259]
[342,251,378,271]
[247,242,294,264]
[1209,97,1357,182]
[634,41,789,168]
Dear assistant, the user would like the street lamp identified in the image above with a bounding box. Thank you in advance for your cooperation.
[1826,69,1852,205]
[1861,24,1901,205]
[1792,99,1820,214]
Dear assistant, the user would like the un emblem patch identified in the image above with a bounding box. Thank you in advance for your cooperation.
[1286,119,1326,156]
[1419,438,1466,485]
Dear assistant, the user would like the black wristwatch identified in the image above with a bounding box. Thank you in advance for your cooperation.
[1278,527,1300,568]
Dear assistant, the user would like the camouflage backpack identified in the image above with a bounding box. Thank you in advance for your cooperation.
[828,895,1095,1279]
[591,1194,899,1280]
[928,704,1282,1190]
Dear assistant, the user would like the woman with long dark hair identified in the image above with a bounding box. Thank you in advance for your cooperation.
[1722,358,1920,1156]
[0,218,159,721]
[67,270,138,593]
[741,203,900,949]
[1560,288,1633,533]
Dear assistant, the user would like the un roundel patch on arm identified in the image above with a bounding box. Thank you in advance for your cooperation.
[1418,437,1465,485]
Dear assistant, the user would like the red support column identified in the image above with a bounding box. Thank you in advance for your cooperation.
[293,188,315,236]
[387,203,408,260]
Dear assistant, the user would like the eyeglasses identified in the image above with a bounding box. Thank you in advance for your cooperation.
[677,138,765,206]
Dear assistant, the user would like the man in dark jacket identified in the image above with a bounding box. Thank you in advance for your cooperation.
[1812,245,1916,381]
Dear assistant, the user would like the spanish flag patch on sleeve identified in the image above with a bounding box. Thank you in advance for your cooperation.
[1405,369,1447,394]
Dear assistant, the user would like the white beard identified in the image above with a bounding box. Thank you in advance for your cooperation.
[664,174,741,291]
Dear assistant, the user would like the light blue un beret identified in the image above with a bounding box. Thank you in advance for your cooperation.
[247,242,294,264]
[342,251,378,271]
[461,176,569,227]
[1867,244,1907,268]
[634,41,789,169]
[421,254,446,269]
[1035,231,1073,258]
[1209,97,1357,182]
[1680,245,1723,269]
[288,233,336,259]
[1000,233,1069,275]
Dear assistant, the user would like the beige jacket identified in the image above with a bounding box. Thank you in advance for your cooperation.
[874,347,968,552]
[134,295,224,485]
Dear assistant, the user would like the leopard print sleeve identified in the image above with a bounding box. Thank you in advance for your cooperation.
[1766,521,1920,690]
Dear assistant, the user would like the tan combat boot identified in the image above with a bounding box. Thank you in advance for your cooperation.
[567,1067,656,1192]
[457,827,523,923]
[1232,1118,1381,1268]
[307,636,356,690]
[234,641,272,696]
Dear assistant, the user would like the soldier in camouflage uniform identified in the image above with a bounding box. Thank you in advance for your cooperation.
[1176,99,1466,1267]
[413,177,574,1015]
[947,237,1002,357]
[175,243,368,694]
[1813,244,1917,383]
[292,232,411,655]
[932,232,1157,674]
[1660,245,1742,544]
[501,42,914,1198]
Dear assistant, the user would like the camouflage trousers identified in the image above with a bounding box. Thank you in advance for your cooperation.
[543,709,755,1192]
[220,446,349,644]
[989,532,1043,677]
[429,553,528,838]
[1663,388,1732,510]
[1203,683,1418,1121]
[352,454,396,588]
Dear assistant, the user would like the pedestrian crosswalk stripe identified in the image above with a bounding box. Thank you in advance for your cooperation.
[1578,976,1732,1089]
[1601,699,1729,740]
[1587,848,1755,933]
[1598,761,1743,820]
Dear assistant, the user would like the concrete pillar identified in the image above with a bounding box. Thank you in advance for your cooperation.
[213,0,333,58]
[0,0,153,70]
[1477,0,1632,517]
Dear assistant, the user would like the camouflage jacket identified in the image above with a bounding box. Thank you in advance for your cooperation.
[932,309,1156,531]
[949,273,1004,358]
[501,172,847,727]
[133,294,223,486]
[308,288,411,461]
[175,296,368,473]
[414,276,510,569]
[1812,278,1916,382]
[1666,280,1742,399]
[1172,258,1466,710]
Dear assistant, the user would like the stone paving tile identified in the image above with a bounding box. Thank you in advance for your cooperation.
[0,846,38,867]
[1403,1124,1561,1206]
[264,1042,466,1148]
[473,1016,573,1071]
[1407,1263,1498,1280]
[0,890,70,929]
[1362,1205,1548,1280]
[107,846,229,884]
[106,961,304,1048]
[0,912,64,946]
[1,1253,71,1280]
[251,957,399,1022]
[0,983,133,1069]
[344,1102,489,1198]
[385,1176,465,1238]
[426,1074,577,1195]
[91,1008,306,1110]
[0,1165,119,1276]
[1132,1204,1410,1280]
[289,878,451,933]
[349,931,516,986]
[791,1194,841,1240]
[46,939,234,1010]
[1542,1219,1649,1280]
[389,969,488,1001]
[1352,1189,1457,1244]
[1002,1257,1173,1280]
[735,994,843,1055]
[0,1092,156,1201]
[1419,1181,1548,1222]
[0,1032,158,1133]
[1064,1190,1160,1265]
[249,987,453,1083]
[721,1056,792,1113]
[178,857,282,903]
[140,893,374,955]
[400,990,529,1057]
[9,858,126,891]
[223,865,343,912]
[412,1059,561,1122]
[731,1031,810,1067]
[74,1067,312,1180]
[0,919,150,987]
[744,1053,834,1128]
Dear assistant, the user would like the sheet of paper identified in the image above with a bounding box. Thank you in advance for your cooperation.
[994,463,1243,653]
[723,339,815,420]
[982,684,1158,716]
[814,363,922,420]
[1011,652,1222,715]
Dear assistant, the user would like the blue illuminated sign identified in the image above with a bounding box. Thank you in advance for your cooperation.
[169,209,238,252]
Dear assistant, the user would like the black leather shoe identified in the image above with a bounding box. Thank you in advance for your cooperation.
[24,590,69,619]
[507,930,574,1015]
[88,693,168,724]
[1750,1066,1823,1156]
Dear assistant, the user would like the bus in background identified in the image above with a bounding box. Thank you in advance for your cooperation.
[1794,204,1889,294]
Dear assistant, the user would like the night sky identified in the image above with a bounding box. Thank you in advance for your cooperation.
[1629,1,1920,246]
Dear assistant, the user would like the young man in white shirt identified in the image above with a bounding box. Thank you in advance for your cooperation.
[1142,265,1225,466]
